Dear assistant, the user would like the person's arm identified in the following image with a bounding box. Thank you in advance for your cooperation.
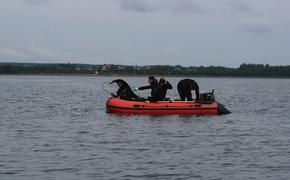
[166,81,173,89]
[138,85,152,90]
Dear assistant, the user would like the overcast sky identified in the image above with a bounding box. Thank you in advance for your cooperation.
[0,0,289,66]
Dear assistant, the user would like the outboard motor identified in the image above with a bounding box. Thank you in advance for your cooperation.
[217,103,231,115]
[200,89,215,102]
[200,89,231,115]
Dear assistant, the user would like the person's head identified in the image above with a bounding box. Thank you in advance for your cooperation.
[159,78,166,85]
[148,76,155,84]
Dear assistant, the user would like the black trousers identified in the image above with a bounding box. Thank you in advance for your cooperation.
[178,89,199,101]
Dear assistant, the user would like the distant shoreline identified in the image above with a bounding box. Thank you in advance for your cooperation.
[1,62,290,78]
[1,73,290,79]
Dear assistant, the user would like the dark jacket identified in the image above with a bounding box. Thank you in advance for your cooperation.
[112,79,138,100]
[177,79,199,101]
[138,79,161,101]
[159,81,172,100]
[177,79,199,91]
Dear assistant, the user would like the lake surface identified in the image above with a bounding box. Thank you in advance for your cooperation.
[0,75,290,180]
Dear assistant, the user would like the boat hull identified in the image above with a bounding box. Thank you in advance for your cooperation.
[106,98,230,115]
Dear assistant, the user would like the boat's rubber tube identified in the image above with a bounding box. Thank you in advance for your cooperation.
[106,98,230,116]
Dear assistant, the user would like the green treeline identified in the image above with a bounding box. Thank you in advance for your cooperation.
[0,63,290,77]
[0,63,96,74]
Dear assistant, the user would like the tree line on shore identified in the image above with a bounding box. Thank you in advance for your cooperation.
[0,62,290,77]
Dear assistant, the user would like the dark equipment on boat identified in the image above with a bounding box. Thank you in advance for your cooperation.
[200,89,215,102]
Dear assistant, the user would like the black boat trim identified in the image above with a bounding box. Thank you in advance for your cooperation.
[107,105,217,111]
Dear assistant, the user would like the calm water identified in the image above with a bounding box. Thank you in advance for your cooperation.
[0,75,290,180]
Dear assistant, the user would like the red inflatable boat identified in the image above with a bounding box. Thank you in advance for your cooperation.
[106,98,230,115]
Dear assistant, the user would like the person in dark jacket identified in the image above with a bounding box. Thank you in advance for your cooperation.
[177,79,199,101]
[158,78,172,101]
[110,79,138,100]
[134,76,161,102]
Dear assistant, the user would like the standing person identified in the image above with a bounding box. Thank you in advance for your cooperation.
[134,76,161,102]
[158,78,172,101]
[177,79,199,101]
[110,79,138,100]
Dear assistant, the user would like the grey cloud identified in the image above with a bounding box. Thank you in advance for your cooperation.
[0,48,31,60]
[27,44,57,59]
[23,0,50,6]
[117,0,204,14]
[118,0,161,13]
[226,1,252,14]
[241,18,272,33]
[0,45,58,62]
[172,0,202,14]
[0,44,105,64]
[1,0,290,65]
[243,24,271,33]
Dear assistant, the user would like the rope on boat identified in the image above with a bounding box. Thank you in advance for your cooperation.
[101,81,118,94]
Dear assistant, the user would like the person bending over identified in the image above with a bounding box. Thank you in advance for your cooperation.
[110,79,138,101]
[177,79,199,101]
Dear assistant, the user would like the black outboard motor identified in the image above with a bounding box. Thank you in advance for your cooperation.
[200,89,215,102]
[200,89,231,115]
[217,103,231,115]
